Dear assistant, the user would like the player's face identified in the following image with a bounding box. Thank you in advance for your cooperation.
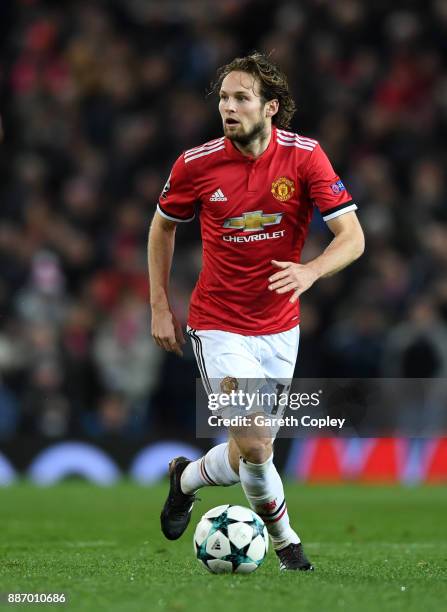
[219,71,269,145]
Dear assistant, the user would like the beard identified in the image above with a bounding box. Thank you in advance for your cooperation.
[224,118,267,146]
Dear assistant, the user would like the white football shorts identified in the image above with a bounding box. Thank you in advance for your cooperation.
[187,325,300,422]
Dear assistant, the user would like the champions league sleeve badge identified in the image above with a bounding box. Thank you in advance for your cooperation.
[330,180,346,194]
[161,173,172,199]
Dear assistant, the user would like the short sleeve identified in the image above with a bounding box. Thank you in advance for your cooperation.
[157,154,196,222]
[305,144,357,222]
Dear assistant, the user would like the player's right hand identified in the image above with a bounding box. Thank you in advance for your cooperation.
[151,307,186,357]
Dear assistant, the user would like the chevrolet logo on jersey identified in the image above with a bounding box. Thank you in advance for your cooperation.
[223,210,283,232]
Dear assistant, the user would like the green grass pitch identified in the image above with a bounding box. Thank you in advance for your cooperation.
[0,482,446,611]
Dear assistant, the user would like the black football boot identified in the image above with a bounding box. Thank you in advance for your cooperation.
[160,457,197,540]
[276,543,314,571]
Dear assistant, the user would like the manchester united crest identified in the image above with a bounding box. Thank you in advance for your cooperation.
[271,177,295,202]
[220,376,239,393]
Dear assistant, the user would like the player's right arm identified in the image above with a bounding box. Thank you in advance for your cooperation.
[148,212,185,356]
[148,153,197,357]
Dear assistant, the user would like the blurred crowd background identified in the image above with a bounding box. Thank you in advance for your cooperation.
[1,0,447,442]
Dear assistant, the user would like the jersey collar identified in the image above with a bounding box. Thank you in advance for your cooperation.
[224,126,277,162]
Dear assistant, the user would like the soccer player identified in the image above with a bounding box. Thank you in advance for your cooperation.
[148,53,364,571]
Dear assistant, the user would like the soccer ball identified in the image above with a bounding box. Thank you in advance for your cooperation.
[193,504,268,574]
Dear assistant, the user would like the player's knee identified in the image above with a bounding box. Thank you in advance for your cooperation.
[238,439,272,464]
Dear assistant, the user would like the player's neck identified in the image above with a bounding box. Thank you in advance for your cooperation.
[233,125,272,159]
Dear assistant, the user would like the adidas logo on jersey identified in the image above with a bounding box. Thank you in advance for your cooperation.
[210,189,227,202]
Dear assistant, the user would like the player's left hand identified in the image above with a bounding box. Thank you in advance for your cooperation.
[268,260,319,303]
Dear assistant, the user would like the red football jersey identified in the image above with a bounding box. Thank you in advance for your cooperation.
[157,127,356,335]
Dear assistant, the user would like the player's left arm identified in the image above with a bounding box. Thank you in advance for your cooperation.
[269,211,364,303]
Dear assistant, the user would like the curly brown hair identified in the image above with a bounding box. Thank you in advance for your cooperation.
[211,52,296,129]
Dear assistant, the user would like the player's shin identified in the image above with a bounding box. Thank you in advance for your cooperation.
[180,442,240,494]
[239,454,300,550]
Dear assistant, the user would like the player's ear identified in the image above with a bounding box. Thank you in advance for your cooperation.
[265,100,279,118]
